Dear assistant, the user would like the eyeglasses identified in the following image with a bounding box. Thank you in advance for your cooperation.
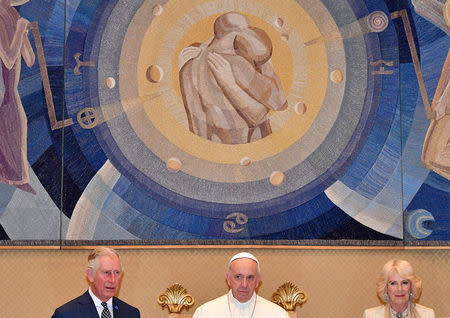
[100,270,122,278]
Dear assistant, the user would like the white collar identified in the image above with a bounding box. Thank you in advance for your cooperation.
[88,287,113,307]
[228,289,257,310]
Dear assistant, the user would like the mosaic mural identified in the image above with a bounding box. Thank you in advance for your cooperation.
[0,0,449,246]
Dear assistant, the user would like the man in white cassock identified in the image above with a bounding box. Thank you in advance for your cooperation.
[193,252,289,318]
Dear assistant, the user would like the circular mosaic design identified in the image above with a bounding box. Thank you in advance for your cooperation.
[61,0,400,237]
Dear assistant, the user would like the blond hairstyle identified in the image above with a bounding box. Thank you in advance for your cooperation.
[376,260,423,318]
[87,247,122,277]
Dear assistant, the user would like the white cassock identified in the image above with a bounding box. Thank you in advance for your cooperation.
[193,290,289,318]
[363,304,435,318]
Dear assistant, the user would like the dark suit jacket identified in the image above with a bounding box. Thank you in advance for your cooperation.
[51,290,140,318]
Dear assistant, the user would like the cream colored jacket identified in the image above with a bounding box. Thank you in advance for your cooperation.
[363,304,435,318]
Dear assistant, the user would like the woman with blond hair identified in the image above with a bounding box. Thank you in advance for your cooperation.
[363,260,435,318]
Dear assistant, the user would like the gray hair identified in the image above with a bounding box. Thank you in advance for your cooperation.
[87,247,122,277]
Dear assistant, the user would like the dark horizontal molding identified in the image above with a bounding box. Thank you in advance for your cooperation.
[1,239,449,250]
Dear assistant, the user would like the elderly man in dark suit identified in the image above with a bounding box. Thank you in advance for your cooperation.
[52,247,140,318]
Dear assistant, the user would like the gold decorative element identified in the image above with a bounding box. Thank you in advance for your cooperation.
[330,70,344,83]
[240,157,251,166]
[223,212,248,233]
[275,17,284,28]
[294,101,307,115]
[74,52,96,76]
[105,77,116,89]
[157,283,194,314]
[146,65,164,83]
[272,282,307,313]
[77,107,99,129]
[390,10,432,118]
[30,22,74,130]
[370,60,394,75]
[167,157,182,172]
[270,171,285,186]
[445,0,450,28]
[153,4,163,16]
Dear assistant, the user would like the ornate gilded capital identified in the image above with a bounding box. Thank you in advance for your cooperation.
[272,282,307,313]
[157,283,195,314]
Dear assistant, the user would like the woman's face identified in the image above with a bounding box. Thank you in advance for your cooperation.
[387,272,411,309]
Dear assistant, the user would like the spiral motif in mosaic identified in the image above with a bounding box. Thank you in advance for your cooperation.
[369,11,389,32]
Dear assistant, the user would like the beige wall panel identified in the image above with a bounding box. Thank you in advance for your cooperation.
[0,248,448,318]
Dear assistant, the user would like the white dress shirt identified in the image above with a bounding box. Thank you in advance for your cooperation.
[89,287,114,318]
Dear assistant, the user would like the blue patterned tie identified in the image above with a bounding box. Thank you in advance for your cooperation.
[101,302,112,318]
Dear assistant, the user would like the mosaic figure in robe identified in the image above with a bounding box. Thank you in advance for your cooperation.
[0,0,36,194]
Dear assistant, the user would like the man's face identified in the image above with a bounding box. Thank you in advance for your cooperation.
[226,258,261,303]
[86,254,122,302]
